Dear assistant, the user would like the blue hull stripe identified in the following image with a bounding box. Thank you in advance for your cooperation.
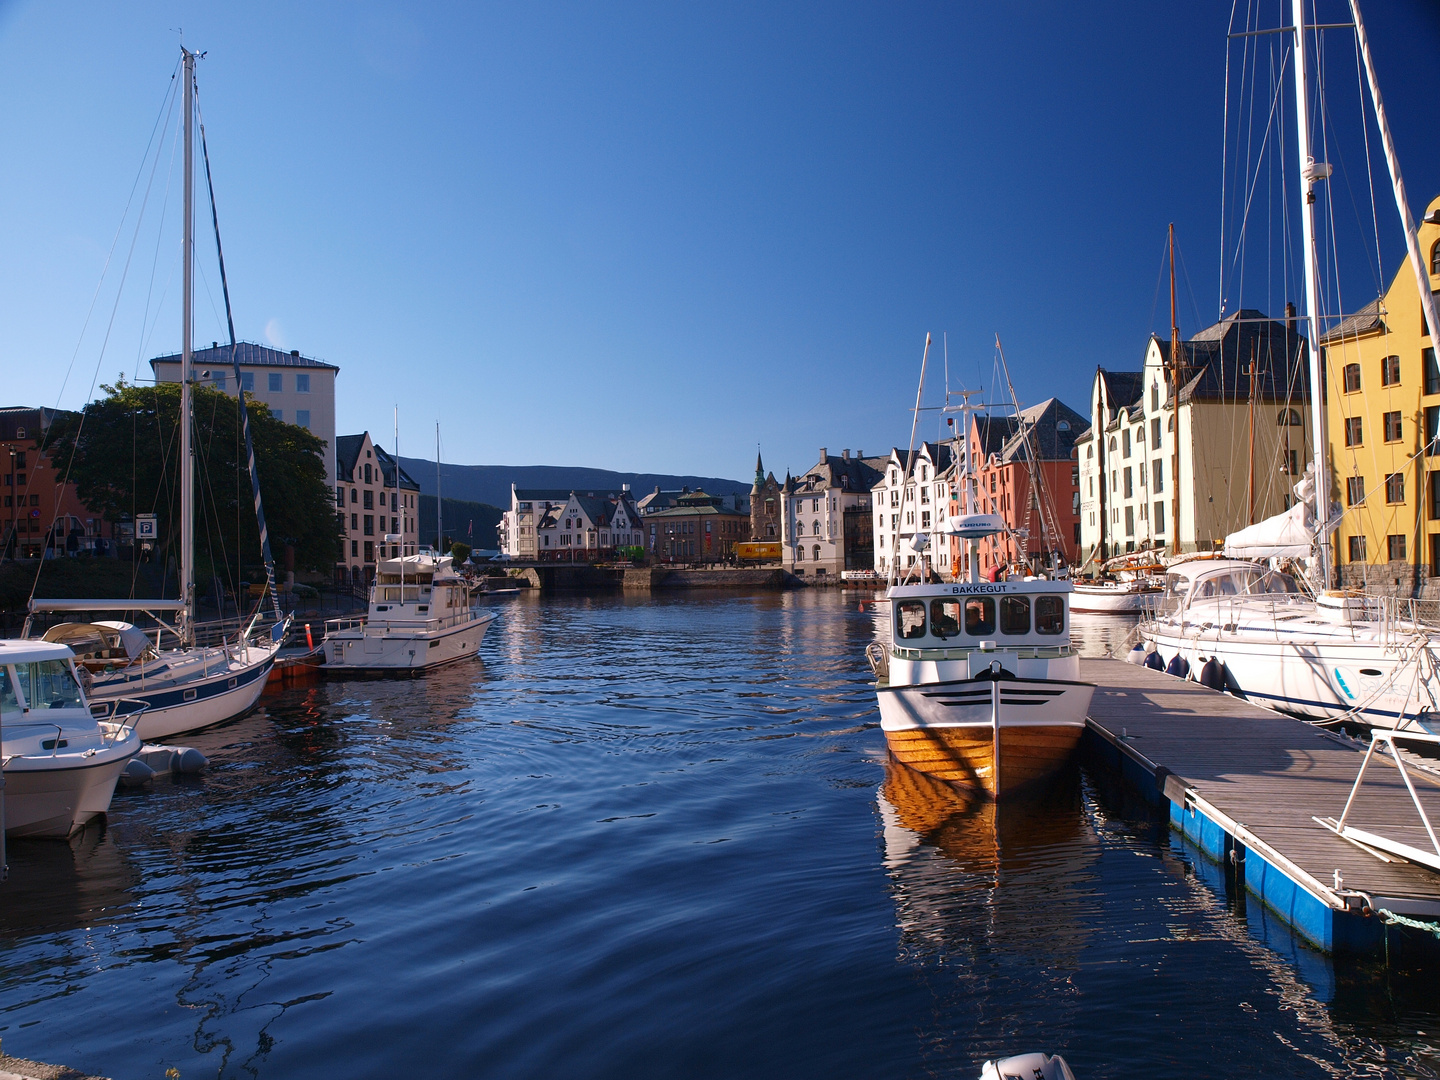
[96,655,272,713]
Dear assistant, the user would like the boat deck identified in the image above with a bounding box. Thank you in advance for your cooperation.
[1082,658,1440,952]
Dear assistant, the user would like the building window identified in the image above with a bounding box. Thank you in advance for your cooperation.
[272,409,282,422]
[1386,473,1405,503]
[1124,506,1134,537]
[268,372,283,392]
[1348,535,1366,562]
[1071,466,1079,486]
[1151,383,1159,411]
[1278,408,1302,426]
[1123,468,1133,499]
[363,514,374,535]
[363,540,374,562]
[1428,406,1440,453]
[1388,534,1407,562]
[1343,363,1361,393]
[1344,416,1363,447]
[1382,355,1401,386]
[296,409,311,430]
[350,487,358,504]
[1150,417,1160,450]
[1432,472,1440,518]
[1152,460,1163,493]
[241,372,255,392]
[350,513,358,530]
[1384,411,1403,442]
[296,373,310,392]
[363,489,374,510]
[1154,501,1165,533]
[1122,429,1131,458]
[213,372,226,391]
[1346,476,1366,506]
[813,545,821,561]
[351,539,358,557]
[1427,349,1440,395]
[1433,241,1440,276]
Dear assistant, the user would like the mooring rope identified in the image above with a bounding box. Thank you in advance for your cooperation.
[1375,908,1440,939]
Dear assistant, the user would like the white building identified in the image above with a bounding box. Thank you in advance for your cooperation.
[778,448,887,579]
[498,485,643,559]
[151,342,340,491]
[869,442,957,580]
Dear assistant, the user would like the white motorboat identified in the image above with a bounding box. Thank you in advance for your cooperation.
[869,365,1094,798]
[323,551,496,674]
[25,50,287,740]
[1071,578,1160,614]
[980,1054,1075,1080]
[1,638,142,839]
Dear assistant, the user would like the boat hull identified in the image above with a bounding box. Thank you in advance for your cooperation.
[1070,587,1155,614]
[877,675,1094,797]
[3,739,139,839]
[86,644,279,741]
[1142,625,1440,727]
[324,612,495,674]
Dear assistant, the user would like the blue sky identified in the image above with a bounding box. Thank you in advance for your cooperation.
[1,1,1436,484]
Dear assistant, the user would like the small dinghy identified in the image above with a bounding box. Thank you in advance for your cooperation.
[980,1052,1076,1080]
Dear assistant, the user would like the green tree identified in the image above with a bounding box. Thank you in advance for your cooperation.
[46,380,340,575]
[450,542,471,565]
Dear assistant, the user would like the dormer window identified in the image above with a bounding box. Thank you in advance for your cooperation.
[1057,420,1070,432]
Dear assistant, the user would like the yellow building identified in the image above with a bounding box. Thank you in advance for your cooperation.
[1324,193,1440,592]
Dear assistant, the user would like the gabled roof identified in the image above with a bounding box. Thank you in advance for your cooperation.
[1171,309,1309,404]
[973,399,1087,465]
[1318,297,1387,344]
[789,451,889,496]
[1098,369,1145,411]
[335,434,366,482]
[150,341,339,372]
[373,444,420,492]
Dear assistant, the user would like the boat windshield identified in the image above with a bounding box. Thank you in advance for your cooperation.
[1190,567,1303,602]
[0,667,18,713]
[14,660,84,710]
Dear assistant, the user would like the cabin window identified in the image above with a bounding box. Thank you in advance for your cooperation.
[963,598,996,636]
[0,667,17,712]
[1343,364,1361,393]
[929,600,961,639]
[999,595,1031,635]
[896,602,926,640]
[1381,355,1401,386]
[1035,596,1065,635]
[14,660,83,710]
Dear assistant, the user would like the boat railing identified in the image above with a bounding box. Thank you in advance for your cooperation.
[1376,596,1440,641]
[324,610,479,635]
[325,615,368,634]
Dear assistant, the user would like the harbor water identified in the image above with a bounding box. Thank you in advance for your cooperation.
[1,590,1437,1078]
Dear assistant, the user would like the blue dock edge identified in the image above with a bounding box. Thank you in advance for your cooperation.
[1083,722,1386,954]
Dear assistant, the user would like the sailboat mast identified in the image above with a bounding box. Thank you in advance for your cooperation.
[1169,223,1182,558]
[1292,0,1332,588]
[436,422,442,554]
[1349,0,1440,353]
[180,47,196,642]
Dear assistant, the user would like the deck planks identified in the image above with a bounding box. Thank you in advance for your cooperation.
[1082,658,1440,906]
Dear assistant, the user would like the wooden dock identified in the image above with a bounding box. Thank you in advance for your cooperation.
[1082,658,1440,953]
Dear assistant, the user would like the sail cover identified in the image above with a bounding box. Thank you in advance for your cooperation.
[1224,462,1316,559]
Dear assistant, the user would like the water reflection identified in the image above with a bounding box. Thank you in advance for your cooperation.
[878,756,1096,966]
[0,819,138,939]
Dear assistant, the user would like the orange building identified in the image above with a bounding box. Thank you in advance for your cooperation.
[1,407,116,559]
[950,399,1086,575]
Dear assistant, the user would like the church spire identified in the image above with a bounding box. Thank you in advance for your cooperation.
[753,448,765,489]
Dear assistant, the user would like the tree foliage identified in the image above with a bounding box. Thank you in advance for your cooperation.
[46,380,340,574]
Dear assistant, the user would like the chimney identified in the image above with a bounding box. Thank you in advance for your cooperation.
[622,483,630,492]
[819,447,828,460]
[291,349,300,357]
[1285,301,1296,333]
[843,449,850,461]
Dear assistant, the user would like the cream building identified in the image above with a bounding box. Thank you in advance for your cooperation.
[151,342,340,491]
[334,432,420,583]
[1077,310,1311,561]
[778,448,886,579]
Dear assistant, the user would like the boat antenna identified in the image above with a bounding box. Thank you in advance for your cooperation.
[1169,223,1183,558]
[195,67,281,621]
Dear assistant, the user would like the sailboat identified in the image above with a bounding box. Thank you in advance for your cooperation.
[24,48,289,741]
[868,341,1094,798]
[1138,0,1440,730]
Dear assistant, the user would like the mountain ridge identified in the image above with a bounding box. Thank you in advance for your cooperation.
[397,458,749,509]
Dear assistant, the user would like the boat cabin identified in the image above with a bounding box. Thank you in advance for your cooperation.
[370,553,470,625]
[1161,560,1305,610]
[888,581,1070,651]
